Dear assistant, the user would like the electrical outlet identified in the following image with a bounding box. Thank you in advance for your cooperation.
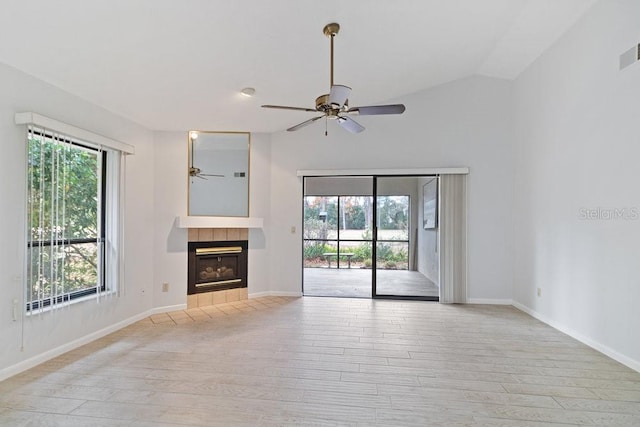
[162,282,169,292]
[290,226,296,234]
[537,288,542,297]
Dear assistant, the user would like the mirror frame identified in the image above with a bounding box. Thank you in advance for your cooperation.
[187,130,251,217]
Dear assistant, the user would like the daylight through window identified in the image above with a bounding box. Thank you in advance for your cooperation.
[26,128,106,311]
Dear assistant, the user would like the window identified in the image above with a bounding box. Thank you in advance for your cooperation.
[303,195,410,270]
[375,195,410,270]
[26,129,107,310]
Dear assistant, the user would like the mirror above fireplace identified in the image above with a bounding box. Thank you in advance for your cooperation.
[188,131,250,217]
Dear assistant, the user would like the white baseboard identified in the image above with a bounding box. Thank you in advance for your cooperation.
[0,303,187,382]
[466,298,514,305]
[148,304,187,315]
[512,301,640,373]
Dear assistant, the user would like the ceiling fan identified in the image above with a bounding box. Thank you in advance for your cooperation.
[189,166,223,180]
[188,132,224,180]
[262,23,405,135]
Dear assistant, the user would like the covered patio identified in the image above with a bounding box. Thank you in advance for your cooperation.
[303,268,439,298]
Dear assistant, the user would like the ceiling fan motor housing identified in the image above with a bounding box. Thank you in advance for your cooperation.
[315,94,348,116]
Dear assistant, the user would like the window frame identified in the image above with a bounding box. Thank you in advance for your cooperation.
[25,130,108,311]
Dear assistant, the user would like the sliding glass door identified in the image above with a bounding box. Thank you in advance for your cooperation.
[303,177,373,298]
[302,175,439,301]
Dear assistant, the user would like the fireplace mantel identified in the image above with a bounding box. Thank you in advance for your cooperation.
[176,216,263,229]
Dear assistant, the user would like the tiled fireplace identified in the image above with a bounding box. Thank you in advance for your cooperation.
[187,228,249,309]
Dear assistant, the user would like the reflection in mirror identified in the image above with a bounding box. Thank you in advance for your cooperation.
[188,131,250,217]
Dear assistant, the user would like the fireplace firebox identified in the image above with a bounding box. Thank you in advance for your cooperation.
[188,240,248,295]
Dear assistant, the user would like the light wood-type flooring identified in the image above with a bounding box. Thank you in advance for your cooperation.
[1,296,640,426]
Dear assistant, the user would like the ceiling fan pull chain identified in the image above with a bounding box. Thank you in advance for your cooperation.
[325,116,328,136]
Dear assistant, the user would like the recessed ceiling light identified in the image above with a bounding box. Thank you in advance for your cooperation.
[189,131,198,139]
[240,87,256,97]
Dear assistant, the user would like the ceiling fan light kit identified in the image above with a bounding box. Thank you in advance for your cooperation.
[262,23,405,135]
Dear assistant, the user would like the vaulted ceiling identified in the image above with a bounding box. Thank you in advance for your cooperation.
[0,0,595,133]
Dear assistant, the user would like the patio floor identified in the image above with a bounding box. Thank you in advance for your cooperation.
[303,267,439,298]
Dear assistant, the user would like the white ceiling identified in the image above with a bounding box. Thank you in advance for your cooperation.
[0,0,595,133]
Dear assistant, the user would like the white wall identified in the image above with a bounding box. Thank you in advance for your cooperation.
[152,131,272,303]
[512,0,640,369]
[152,131,189,308]
[269,76,515,301]
[0,62,155,378]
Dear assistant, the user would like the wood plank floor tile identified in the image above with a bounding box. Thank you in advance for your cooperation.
[1,296,639,426]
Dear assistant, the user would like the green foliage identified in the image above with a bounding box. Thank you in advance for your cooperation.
[340,196,368,229]
[375,243,408,267]
[303,242,336,259]
[27,137,101,301]
[393,247,408,263]
[377,196,408,233]
[351,243,372,262]
[376,243,394,261]
[304,196,338,230]
[28,138,98,241]
[303,194,409,270]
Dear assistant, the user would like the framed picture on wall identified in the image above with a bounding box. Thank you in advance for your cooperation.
[423,178,438,229]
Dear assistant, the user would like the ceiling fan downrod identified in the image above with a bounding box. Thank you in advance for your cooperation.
[323,23,340,88]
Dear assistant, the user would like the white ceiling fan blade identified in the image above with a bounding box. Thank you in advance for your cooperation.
[348,104,406,115]
[287,115,324,132]
[199,173,225,177]
[329,85,351,108]
[337,116,365,133]
[262,105,317,112]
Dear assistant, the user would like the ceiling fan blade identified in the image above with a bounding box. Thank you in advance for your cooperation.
[348,104,406,115]
[199,173,225,177]
[262,105,317,112]
[287,116,324,132]
[329,84,351,108]
[337,116,365,133]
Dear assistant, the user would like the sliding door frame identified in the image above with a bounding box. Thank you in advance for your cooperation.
[302,171,463,301]
[372,175,439,301]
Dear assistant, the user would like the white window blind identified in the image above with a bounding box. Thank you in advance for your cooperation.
[17,113,133,313]
[439,174,468,303]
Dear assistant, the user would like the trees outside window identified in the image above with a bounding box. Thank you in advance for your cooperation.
[26,132,105,310]
[303,195,409,269]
